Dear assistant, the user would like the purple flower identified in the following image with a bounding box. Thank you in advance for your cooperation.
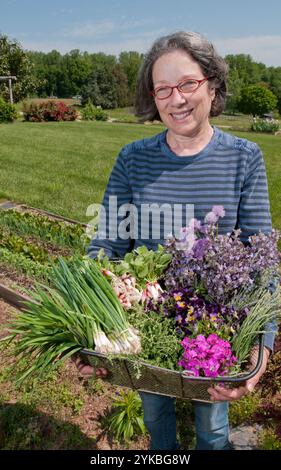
[192,238,210,260]
[212,205,226,218]
[164,221,280,305]
[188,218,202,232]
[204,211,218,225]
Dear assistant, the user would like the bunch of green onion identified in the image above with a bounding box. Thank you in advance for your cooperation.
[1,257,141,382]
[230,285,281,363]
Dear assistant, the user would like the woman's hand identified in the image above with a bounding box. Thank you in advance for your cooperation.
[207,346,270,402]
[72,355,108,379]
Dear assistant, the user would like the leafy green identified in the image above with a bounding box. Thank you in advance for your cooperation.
[96,245,172,288]
[127,304,183,371]
[0,208,89,252]
[106,390,146,442]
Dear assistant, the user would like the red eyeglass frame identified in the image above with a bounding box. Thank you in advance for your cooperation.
[150,76,214,99]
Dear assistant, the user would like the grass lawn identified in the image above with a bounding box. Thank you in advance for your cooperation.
[0,120,280,230]
[107,107,255,129]
[0,121,163,222]
[233,131,281,231]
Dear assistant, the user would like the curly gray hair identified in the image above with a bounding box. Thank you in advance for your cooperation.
[135,31,228,121]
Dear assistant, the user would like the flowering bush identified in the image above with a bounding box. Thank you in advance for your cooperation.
[23,100,78,122]
[251,118,280,134]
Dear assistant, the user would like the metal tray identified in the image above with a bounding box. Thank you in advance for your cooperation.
[80,335,264,403]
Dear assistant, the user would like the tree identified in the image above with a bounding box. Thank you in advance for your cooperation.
[81,63,118,109]
[60,50,92,97]
[238,85,278,116]
[28,50,63,97]
[225,69,244,114]
[113,64,130,107]
[119,51,143,104]
[268,66,281,114]
[0,35,39,102]
[225,54,273,115]
[225,54,263,86]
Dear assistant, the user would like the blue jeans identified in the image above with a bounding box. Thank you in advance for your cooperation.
[139,392,231,450]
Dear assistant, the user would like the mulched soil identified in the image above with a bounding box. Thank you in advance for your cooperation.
[0,264,36,292]
[0,299,15,338]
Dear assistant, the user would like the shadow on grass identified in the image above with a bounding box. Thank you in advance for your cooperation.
[0,402,97,450]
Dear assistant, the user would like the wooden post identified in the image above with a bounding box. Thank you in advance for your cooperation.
[8,78,13,104]
[0,76,17,103]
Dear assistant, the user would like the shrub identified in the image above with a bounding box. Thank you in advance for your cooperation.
[0,97,18,122]
[93,106,108,121]
[238,85,278,116]
[229,392,261,426]
[106,390,146,442]
[81,100,96,121]
[81,101,108,121]
[259,427,281,450]
[23,101,77,122]
[251,118,280,134]
[259,351,281,396]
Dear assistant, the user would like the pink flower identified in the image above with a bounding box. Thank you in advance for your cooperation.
[178,333,237,377]
[211,205,225,218]
[188,218,202,232]
[204,211,218,225]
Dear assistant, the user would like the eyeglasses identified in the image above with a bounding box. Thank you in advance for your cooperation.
[150,77,213,100]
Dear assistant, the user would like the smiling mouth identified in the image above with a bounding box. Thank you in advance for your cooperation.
[170,109,193,120]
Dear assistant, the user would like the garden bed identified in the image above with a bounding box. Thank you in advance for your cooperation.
[0,202,90,301]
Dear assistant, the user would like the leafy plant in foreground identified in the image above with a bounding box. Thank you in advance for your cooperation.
[107,390,146,442]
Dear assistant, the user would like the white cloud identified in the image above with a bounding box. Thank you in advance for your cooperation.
[213,35,281,67]
[61,18,157,40]
[65,20,116,39]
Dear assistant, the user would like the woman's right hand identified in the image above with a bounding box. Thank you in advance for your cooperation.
[72,355,108,379]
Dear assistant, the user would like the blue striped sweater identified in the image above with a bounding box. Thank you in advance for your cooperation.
[88,126,276,350]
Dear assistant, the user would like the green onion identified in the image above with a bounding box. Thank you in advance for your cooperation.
[1,257,141,383]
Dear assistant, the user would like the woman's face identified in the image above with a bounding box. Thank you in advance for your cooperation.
[152,50,215,138]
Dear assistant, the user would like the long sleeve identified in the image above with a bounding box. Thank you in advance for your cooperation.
[238,143,277,351]
[238,142,272,243]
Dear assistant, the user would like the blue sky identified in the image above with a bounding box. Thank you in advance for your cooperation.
[1,0,281,66]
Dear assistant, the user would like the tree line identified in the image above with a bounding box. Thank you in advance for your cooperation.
[27,48,143,109]
[1,34,281,116]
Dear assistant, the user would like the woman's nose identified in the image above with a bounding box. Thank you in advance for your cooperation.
[169,87,187,105]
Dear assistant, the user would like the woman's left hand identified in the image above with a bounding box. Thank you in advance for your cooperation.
[207,346,270,402]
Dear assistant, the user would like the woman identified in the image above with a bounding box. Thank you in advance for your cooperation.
[76,31,276,450]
